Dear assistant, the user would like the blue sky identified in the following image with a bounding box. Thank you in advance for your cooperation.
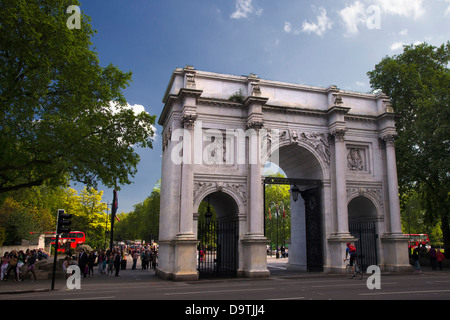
[76,0,450,213]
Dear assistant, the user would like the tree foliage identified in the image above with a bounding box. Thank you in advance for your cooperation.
[264,173,291,248]
[367,42,450,252]
[0,0,156,194]
[114,181,161,243]
[0,184,108,248]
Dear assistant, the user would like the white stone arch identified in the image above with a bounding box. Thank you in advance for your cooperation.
[193,181,246,216]
[347,189,383,222]
[265,130,331,180]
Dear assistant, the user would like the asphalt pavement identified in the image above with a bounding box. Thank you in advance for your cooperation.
[1,255,448,299]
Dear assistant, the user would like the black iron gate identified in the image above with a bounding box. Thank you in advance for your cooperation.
[302,187,323,272]
[349,221,378,272]
[198,219,238,278]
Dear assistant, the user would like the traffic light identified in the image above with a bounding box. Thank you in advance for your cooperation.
[57,209,72,234]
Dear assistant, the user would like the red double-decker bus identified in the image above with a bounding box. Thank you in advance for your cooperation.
[51,231,86,253]
[405,233,430,250]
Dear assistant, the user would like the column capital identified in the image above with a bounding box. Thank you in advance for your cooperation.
[246,120,264,131]
[379,133,397,146]
[181,113,198,129]
[329,128,346,142]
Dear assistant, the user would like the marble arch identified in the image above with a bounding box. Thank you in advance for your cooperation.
[156,66,411,280]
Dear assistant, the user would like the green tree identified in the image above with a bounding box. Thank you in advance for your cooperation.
[367,42,450,253]
[264,173,291,250]
[0,198,45,245]
[0,0,156,194]
[114,181,161,243]
[74,187,107,248]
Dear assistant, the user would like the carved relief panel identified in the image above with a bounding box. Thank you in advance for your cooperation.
[346,145,370,173]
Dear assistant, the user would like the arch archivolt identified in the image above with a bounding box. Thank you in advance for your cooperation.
[346,186,384,216]
[265,127,331,178]
[193,180,246,214]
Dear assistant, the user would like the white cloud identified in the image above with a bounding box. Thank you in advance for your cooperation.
[373,0,424,19]
[284,21,292,33]
[445,0,450,16]
[390,41,406,51]
[301,7,333,36]
[230,0,262,19]
[398,28,408,36]
[390,40,423,51]
[338,0,425,37]
[338,1,367,36]
[109,101,148,116]
[109,102,157,140]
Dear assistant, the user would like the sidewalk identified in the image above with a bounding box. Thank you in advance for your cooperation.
[0,256,162,295]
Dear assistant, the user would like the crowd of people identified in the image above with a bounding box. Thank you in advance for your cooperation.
[63,246,158,278]
[1,248,48,282]
[412,244,446,273]
[1,245,159,283]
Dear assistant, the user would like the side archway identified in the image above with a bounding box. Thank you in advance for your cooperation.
[348,195,380,271]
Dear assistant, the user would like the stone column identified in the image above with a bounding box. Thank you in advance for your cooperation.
[177,113,197,239]
[241,93,269,278]
[331,128,350,236]
[381,134,402,235]
[246,120,265,238]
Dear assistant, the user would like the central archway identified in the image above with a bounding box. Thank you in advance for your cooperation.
[195,191,240,278]
[265,141,325,271]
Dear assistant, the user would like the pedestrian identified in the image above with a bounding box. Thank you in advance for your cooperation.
[132,250,138,270]
[63,256,70,279]
[437,249,446,270]
[114,250,121,277]
[1,252,9,280]
[152,250,157,270]
[77,248,88,278]
[140,250,146,270]
[97,250,105,275]
[23,250,37,282]
[5,250,19,281]
[16,250,26,280]
[412,246,421,273]
[106,252,114,275]
[429,246,437,270]
[87,251,96,276]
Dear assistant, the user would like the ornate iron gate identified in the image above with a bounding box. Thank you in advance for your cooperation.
[197,219,238,278]
[302,187,323,272]
[349,221,378,272]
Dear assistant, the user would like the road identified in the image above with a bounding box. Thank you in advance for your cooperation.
[2,256,450,301]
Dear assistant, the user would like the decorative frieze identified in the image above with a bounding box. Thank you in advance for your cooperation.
[193,181,247,207]
[347,187,383,210]
[278,129,331,166]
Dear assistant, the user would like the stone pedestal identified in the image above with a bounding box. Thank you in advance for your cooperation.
[381,235,412,272]
[241,238,270,278]
[156,238,199,281]
[325,235,357,273]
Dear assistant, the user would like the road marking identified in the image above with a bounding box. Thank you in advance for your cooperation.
[312,282,397,288]
[164,287,274,296]
[64,296,116,300]
[267,297,305,300]
[360,289,450,296]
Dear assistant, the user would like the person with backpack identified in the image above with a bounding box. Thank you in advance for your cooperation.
[344,242,358,273]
